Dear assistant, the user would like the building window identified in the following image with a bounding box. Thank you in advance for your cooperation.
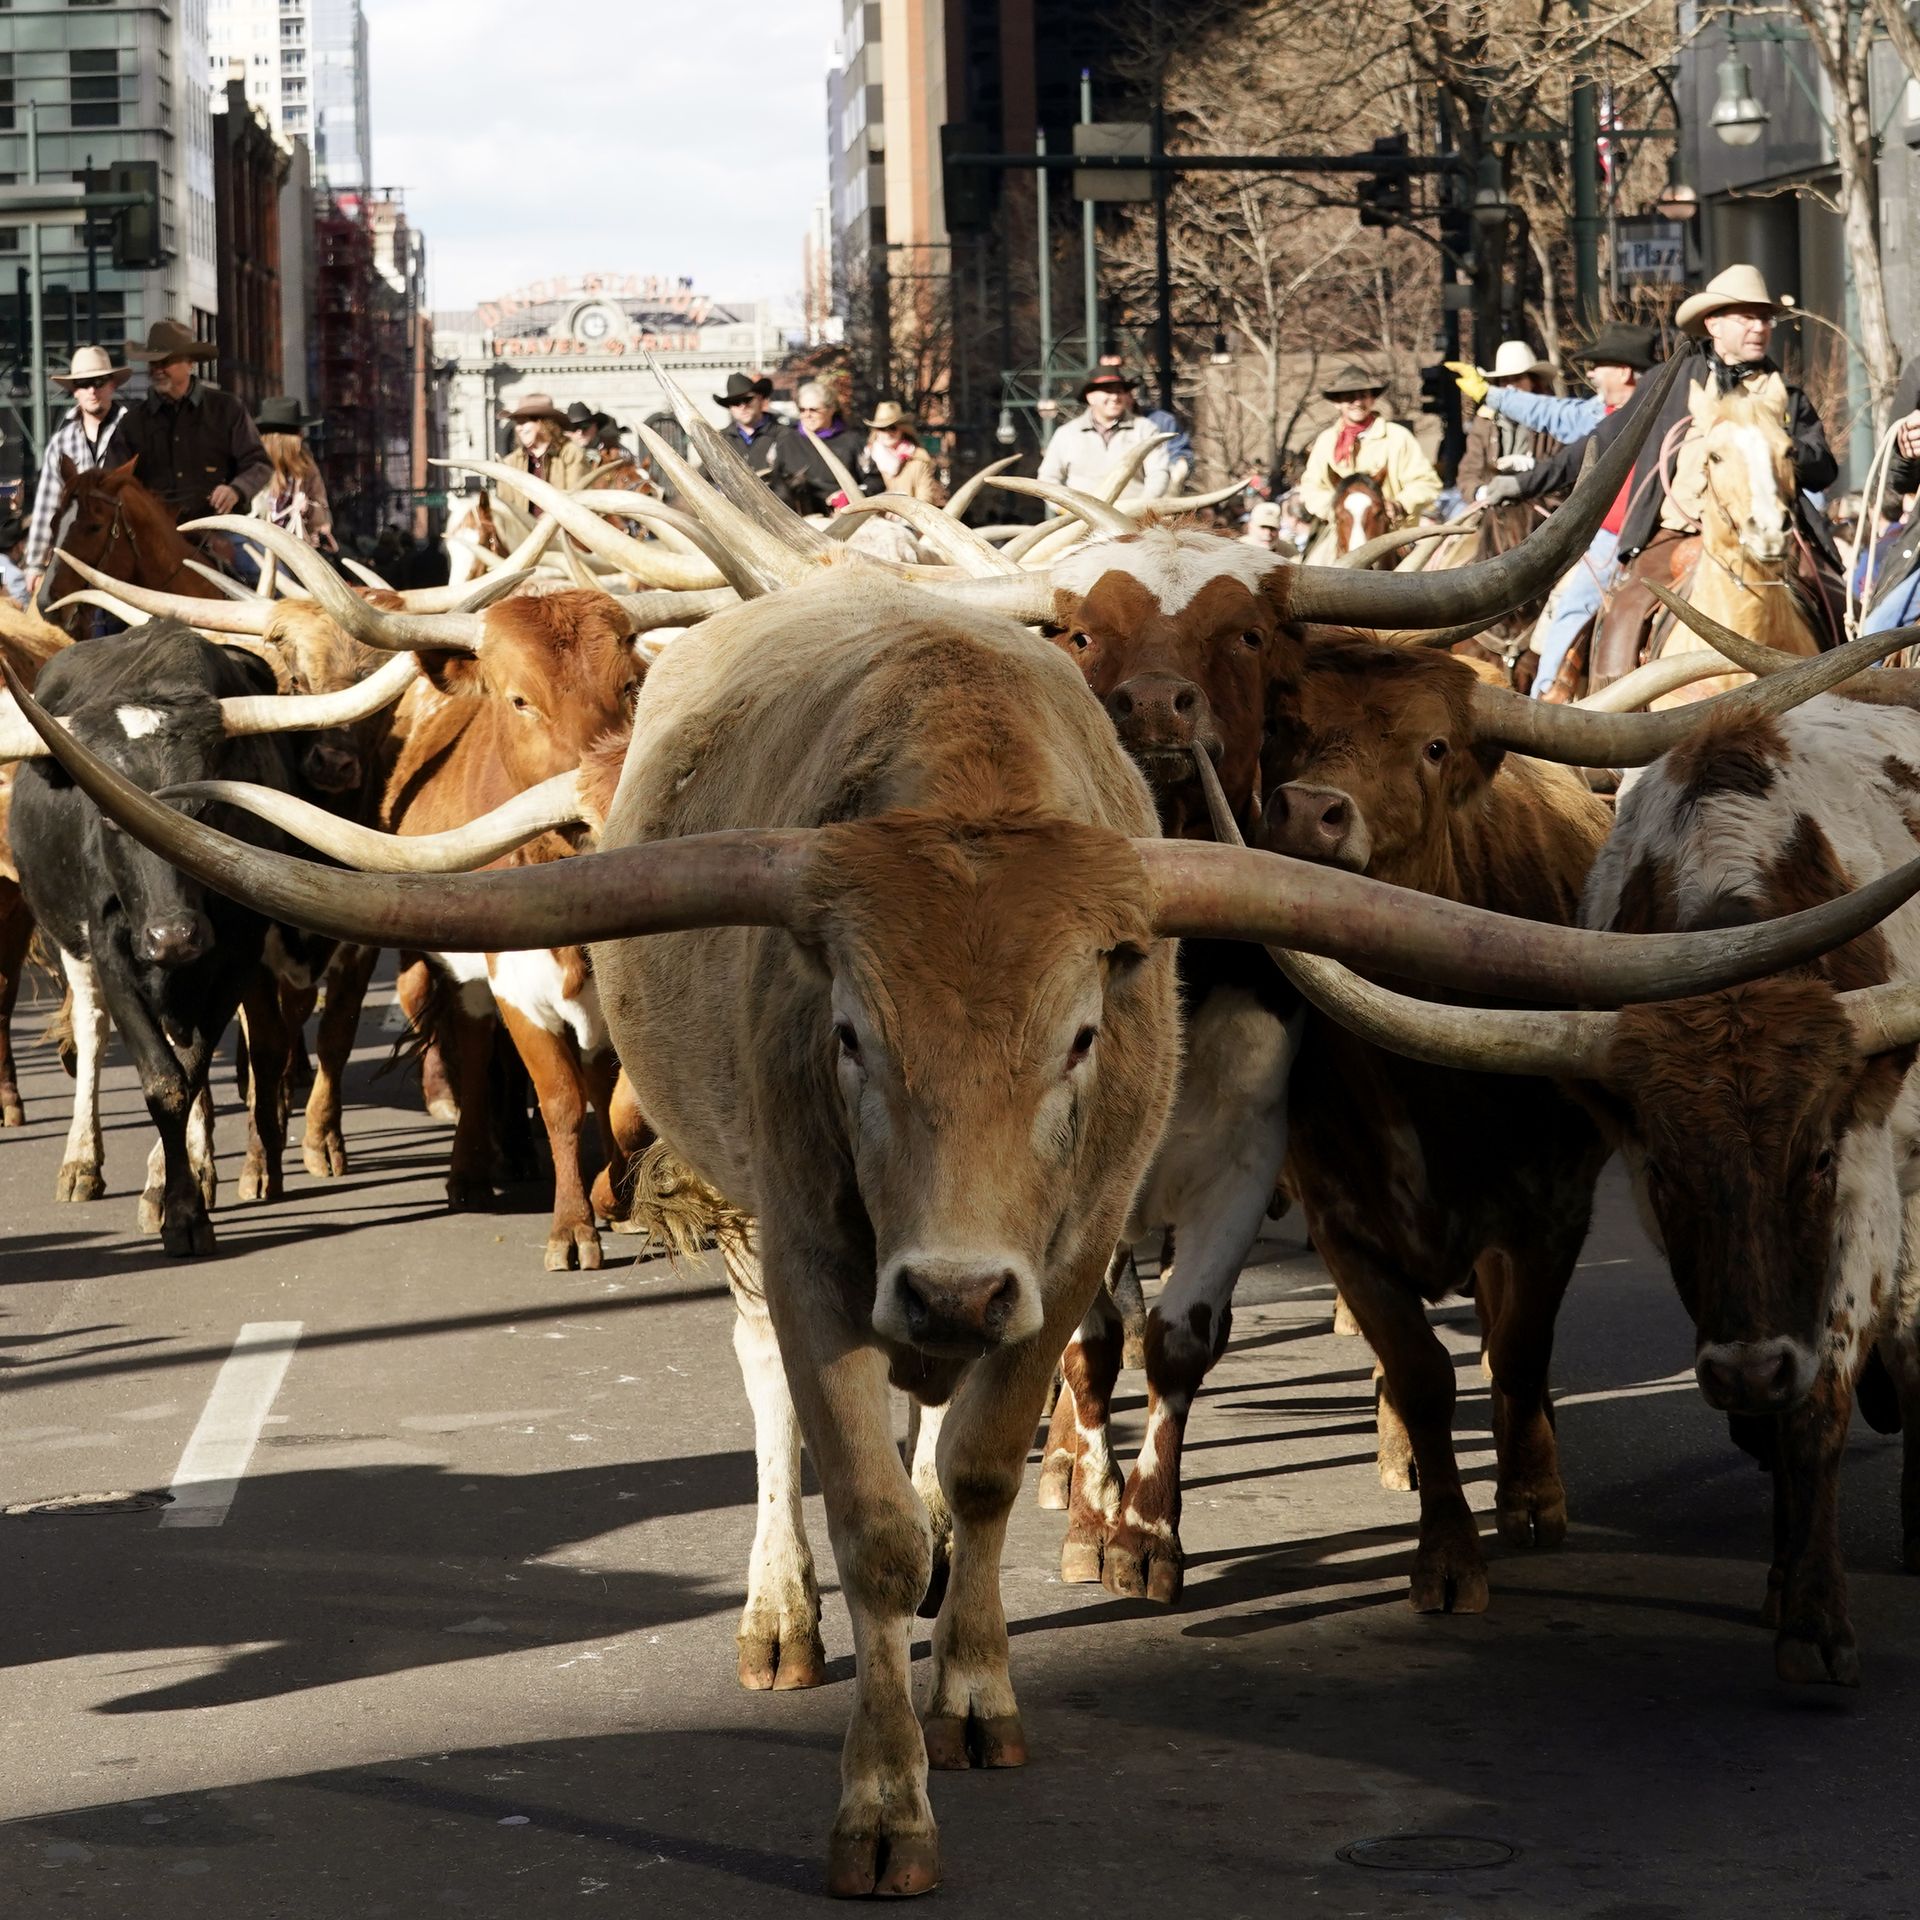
[70,49,120,128]
[0,55,11,133]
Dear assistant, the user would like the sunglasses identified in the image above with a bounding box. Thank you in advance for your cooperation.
[727,396,759,407]
[69,377,114,390]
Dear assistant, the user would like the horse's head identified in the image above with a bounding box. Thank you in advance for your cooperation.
[1331,468,1395,559]
[1686,374,1794,572]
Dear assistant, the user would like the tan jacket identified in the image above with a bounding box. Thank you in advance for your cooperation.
[501,436,591,513]
[1298,416,1442,524]
[875,440,942,505]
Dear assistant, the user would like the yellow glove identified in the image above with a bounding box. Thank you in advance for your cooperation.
[1446,359,1489,406]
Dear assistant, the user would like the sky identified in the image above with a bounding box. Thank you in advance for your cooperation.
[363,0,842,317]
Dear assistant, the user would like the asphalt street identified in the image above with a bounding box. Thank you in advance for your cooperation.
[4,965,1919,1919]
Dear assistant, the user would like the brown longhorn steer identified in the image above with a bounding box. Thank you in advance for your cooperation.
[1258,637,1615,1609]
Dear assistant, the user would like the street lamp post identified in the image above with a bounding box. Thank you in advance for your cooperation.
[1709,52,1769,147]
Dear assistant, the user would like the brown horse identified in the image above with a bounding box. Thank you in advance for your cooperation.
[44,456,227,634]
[1329,467,1399,561]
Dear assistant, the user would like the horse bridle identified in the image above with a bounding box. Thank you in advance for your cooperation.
[70,490,202,598]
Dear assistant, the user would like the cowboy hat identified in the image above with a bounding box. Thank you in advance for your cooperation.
[504,390,567,425]
[254,395,313,434]
[865,400,916,432]
[127,318,216,363]
[52,344,128,390]
[1568,322,1660,371]
[1079,368,1139,400]
[1320,360,1385,399]
[564,400,612,433]
[713,372,773,406]
[1246,500,1284,530]
[1674,263,1791,337]
[1480,341,1549,382]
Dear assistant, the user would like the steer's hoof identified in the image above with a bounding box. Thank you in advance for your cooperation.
[924,1709,1026,1771]
[54,1161,104,1203]
[161,1209,217,1259]
[544,1223,603,1272]
[1496,1487,1568,1549]
[1410,1538,1489,1615]
[1332,1293,1363,1338]
[236,1158,281,1204]
[1059,1525,1105,1585]
[445,1172,494,1212]
[1035,1449,1073,1511]
[1101,1525,1183,1605]
[303,1128,348,1179]
[737,1619,827,1692]
[137,1186,164,1235]
[0,1091,24,1128]
[827,1824,940,1899]
[1776,1629,1860,1688]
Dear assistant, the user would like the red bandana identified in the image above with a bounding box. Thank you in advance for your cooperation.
[1331,413,1377,470]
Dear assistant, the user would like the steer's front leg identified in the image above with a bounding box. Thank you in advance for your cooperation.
[1772,1368,1858,1687]
[763,1239,937,1899]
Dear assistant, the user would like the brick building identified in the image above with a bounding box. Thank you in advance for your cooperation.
[211,70,292,409]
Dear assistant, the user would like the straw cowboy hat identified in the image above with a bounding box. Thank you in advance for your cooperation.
[1479,341,1549,382]
[504,390,567,425]
[127,318,216,363]
[865,401,916,432]
[1320,360,1385,399]
[52,345,128,390]
[1674,263,1791,337]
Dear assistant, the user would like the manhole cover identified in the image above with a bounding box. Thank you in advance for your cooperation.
[1338,1834,1516,1872]
[3,1489,174,1517]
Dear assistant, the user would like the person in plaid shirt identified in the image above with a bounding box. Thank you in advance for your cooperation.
[23,345,130,604]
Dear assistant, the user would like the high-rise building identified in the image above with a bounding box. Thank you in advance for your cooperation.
[0,0,221,479]
[207,0,369,190]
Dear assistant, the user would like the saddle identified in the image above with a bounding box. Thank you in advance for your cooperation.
[1590,531,1696,692]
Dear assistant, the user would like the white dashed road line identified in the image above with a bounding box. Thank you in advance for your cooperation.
[160,1321,304,1529]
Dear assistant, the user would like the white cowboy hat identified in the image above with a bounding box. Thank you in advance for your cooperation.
[1480,341,1549,382]
[1674,263,1792,337]
[52,344,129,389]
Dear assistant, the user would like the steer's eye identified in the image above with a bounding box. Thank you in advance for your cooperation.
[834,1020,861,1062]
[1813,1147,1835,1177]
[1066,1025,1097,1070]
[1706,451,1722,466]
[1069,631,1093,652]
[509,694,533,714]
[1239,629,1261,650]
[1423,738,1449,763]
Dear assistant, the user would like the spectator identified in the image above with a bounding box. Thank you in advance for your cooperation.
[499,391,589,513]
[1038,370,1171,501]
[1240,500,1285,551]
[788,382,860,515]
[859,401,942,505]
[0,511,29,608]
[250,397,337,552]
[713,372,797,487]
[23,345,132,604]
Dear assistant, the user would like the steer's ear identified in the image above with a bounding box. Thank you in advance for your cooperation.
[417,649,483,697]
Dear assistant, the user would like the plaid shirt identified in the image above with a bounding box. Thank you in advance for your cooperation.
[25,401,129,575]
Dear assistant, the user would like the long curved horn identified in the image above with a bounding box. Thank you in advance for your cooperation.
[1096,432,1174,503]
[3,664,807,949]
[1844,979,1920,1057]
[1641,579,1800,675]
[183,560,265,602]
[184,517,489,654]
[55,551,274,635]
[800,422,865,506]
[216,651,420,736]
[614,586,739,630]
[569,490,752,586]
[640,351,834,563]
[827,494,1019,577]
[626,427,808,595]
[1335,520,1481,572]
[158,765,587,871]
[1139,479,1252,522]
[1573,649,1756,712]
[945,456,1019,523]
[442,459,739,595]
[1468,622,1920,766]
[342,557,393,592]
[987,474,1136,537]
[1136,818,1920,1009]
[53,586,185,630]
[1189,746,1612,1075]
[1284,352,1686,628]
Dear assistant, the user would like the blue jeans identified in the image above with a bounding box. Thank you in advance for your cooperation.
[1533,529,1619,698]
[1863,568,1920,635]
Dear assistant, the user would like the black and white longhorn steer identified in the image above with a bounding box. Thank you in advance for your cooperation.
[6,621,407,1252]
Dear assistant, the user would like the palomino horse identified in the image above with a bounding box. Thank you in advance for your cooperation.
[1647,374,1822,707]
[43,456,228,635]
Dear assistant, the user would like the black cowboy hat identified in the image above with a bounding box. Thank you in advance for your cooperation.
[254,395,314,434]
[1079,368,1139,400]
[564,401,614,433]
[1568,322,1661,372]
[714,372,774,406]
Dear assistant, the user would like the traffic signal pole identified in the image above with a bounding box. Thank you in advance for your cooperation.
[25,101,44,459]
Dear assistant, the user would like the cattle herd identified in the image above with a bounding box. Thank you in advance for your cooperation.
[11,349,1920,1896]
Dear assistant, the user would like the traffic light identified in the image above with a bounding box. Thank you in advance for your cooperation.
[108,160,163,271]
[1357,133,1411,229]
[941,124,997,235]
[1418,363,1452,415]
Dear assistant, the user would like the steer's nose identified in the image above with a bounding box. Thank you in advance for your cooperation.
[889,1258,1026,1353]
[1263,782,1360,865]
[1696,1337,1816,1415]
[1106,672,1207,750]
[137,912,212,970]
[301,740,363,795]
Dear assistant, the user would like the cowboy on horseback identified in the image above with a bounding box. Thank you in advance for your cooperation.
[1451,341,1557,501]
[1298,360,1442,560]
[22,345,131,607]
[1488,266,1839,691]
